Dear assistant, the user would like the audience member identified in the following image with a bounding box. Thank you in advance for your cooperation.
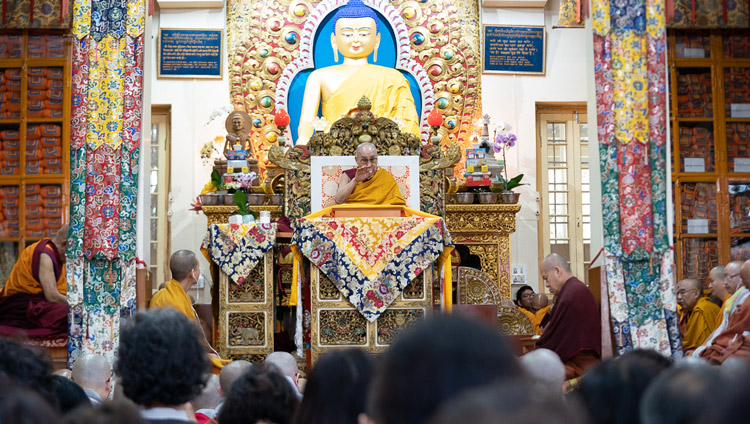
[53,374,91,414]
[577,349,671,424]
[514,285,536,325]
[695,259,750,363]
[217,360,253,414]
[192,374,221,424]
[265,351,302,399]
[72,353,112,405]
[520,348,565,397]
[217,364,300,424]
[370,314,523,424]
[66,399,145,424]
[723,261,743,295]
[536,253,601,379]
[0,377,61,423]
[430,378,581,424]
[531,293,550,334]
[116,309,210,423]
[640,363,725,424]
[292,348,375,424]
[676,278,720,352]
[0,337,57,408]
[55,368,73,379]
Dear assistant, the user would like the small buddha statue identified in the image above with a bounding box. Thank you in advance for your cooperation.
[296,0,420,145]
[224,111,253,158]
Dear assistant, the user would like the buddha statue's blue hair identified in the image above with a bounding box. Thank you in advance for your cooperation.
[332,0,380,34]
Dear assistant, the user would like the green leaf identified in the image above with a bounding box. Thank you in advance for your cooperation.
[211,169,223,190]
[233,191,250,215]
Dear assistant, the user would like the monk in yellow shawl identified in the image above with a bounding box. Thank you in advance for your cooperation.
[0,225,68,336]
[334,142,405,206]
[150,250,230,371]
[709,265,731,327]
[296,0,419,145]
[676,277,721,352]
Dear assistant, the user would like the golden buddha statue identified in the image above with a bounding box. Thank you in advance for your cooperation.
[296,0,420,145]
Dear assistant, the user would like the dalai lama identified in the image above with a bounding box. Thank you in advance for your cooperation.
[0,225,69,336]
[334,142,406,206]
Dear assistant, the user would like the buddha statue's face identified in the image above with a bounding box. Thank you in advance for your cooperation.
[331,17,380,60]
[232,114,244,131]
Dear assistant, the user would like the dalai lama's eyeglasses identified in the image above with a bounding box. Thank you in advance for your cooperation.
[676,288,699,297]
[357,156,378,165]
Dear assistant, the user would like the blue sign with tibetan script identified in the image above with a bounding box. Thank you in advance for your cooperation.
[483,25,545,75]
[158,29,223,78]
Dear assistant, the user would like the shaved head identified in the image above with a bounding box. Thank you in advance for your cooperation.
[264,352,298,379]
[724,261,743,294]
[219,360,252,396]
[541,253,571,274]
[742,260,750,290]
[191,373,221,411]
[520,348,565,396]
[71,353,111,399]
[169,250,198,282]
[532,293,549,311]
[676,278,702,311]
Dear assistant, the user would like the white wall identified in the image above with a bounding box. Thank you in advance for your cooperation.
[481,0,599,293]
[149,6,229,301]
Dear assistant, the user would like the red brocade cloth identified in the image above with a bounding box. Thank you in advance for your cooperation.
[537,277,602,361]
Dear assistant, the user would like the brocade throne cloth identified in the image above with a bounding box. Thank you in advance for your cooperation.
[292,205,453,322]
[201,223,277,284]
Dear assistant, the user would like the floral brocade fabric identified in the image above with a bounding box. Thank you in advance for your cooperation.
[594,0,681,359]
[293,216,452,322]
[201,224,277,285]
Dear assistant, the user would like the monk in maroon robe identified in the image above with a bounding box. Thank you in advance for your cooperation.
[0,225,68,336]
[536,253,601,379]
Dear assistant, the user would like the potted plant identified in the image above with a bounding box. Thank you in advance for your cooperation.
[233,191,259,223]
[491,123,525,204]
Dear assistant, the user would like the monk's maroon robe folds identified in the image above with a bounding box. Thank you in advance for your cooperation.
[536,277,601,378]
[0,240,67,336]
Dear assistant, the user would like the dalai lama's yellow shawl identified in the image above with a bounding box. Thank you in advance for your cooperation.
[323,64,420,136]
[346,168,406,206]
[291,205,453,321]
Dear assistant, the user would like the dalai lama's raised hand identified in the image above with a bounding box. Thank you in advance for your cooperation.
[353,164,375,182]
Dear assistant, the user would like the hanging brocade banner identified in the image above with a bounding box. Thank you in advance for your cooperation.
[593,0,682,358]
[66,0,144,366]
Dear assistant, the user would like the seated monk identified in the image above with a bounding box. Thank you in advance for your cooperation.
[296,0,419,145]
[150,249,230,372]
[0,225,68,336]
[695,260,750,363]
[536,253,601,379]
[676,278,720,352]
[514,285,536,329]
[334,142,405,206]
[531,293,550,335]
[709,265,730,327]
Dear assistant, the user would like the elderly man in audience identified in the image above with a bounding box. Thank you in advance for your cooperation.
[676,277,721,352]
[520,348,565,396]
[536,253,601,379]
[116,309,210,423]
[71,353,111,405]
[723,261,743,295]
[709,266,730,324]
[265,351,303,399]
[191,373,221,424]
[695,260,750,363]
[216,360,252,415]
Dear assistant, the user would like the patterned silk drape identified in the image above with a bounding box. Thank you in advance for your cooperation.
[0,0,72,28]
[593,0,683,358]
[66,0,144,366]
